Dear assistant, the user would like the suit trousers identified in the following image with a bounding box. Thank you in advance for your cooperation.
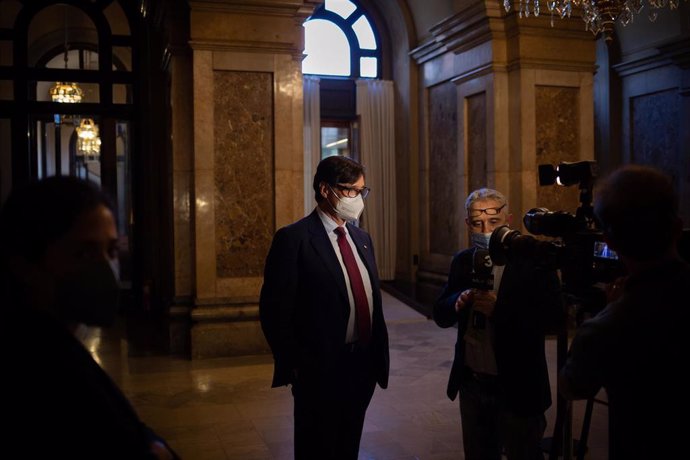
[292,344,377,460]
[459,368,546,460]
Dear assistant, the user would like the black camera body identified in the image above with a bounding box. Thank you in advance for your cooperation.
[490,223,623,295]
[489,161,625,302]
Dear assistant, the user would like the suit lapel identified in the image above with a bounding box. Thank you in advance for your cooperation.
[307,212,349,302]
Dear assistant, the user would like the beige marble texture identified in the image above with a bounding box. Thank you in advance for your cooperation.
[193,49,218,302]
[183,1,311,358]
[216,277,263,300]
[174,219,193,298]
[535,85,582,215]
[213,70,274,279]
[194,169,218,299]
[192,49,304,301]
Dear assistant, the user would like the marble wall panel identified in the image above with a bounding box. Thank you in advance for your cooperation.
[535,86,581,215]
[174,170,192,296]
[631,89,682,187]
[174,220,192,296]
[428,80,459,256]
[195,170,217,295]
[171,52,193,299]
[467,92,487,194]
[213,71,274,278]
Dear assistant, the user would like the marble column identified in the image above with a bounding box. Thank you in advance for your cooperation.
[182,1,318,358]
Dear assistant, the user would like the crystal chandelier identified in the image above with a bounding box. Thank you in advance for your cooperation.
[50,82,83,103]
[503,0,686,40]
[76,118,101,158]
[49,5,82,103]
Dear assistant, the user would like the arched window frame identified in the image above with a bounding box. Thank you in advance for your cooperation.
[303,0,381,79]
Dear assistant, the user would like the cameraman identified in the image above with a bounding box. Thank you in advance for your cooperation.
[434,188,562,460]
[559,165,689,459]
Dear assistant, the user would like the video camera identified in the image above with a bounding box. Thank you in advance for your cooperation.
[489,161,625,307]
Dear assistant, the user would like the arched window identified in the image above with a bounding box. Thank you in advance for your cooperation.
[302,0,385,205]
[303,0,380,79]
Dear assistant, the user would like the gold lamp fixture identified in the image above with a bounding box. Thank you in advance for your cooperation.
[50,81,83,103]
[503,0,686,40]
[49,6,83,103]
[76,118,101,158]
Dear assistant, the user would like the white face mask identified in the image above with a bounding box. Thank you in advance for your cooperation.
[470,232,492,249]
[329,186,365,221]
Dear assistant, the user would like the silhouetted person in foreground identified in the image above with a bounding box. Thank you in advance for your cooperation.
[0,176,178,459]
[559,165,690,459]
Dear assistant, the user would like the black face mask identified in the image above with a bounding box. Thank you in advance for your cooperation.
[54,258,121,327]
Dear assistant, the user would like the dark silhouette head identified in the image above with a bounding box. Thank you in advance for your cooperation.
[594,165,680,262]
[0,176,113,265]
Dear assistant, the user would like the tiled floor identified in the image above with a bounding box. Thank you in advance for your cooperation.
[85,291,608,459]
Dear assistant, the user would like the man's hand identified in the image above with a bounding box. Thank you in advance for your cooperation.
[456,288,497,317]
[455,289,475,312]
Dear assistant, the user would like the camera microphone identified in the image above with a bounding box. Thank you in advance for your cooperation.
[470,248,494,329]
[471,248,494,291]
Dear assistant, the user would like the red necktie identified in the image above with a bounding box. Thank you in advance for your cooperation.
[334,226,372,345]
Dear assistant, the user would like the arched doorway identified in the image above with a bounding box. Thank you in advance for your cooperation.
[1,0,175,317]
[4,1,136,286]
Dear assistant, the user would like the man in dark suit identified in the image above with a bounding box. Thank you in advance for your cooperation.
[260,155,389,460]
[434,188,562,460]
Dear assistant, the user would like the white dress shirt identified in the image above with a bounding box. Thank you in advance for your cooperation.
[317,207,374,343]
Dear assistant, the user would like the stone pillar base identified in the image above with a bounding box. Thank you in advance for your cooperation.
[190,299,270,359]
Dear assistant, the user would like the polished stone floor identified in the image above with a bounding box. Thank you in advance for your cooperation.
[84,291,608,459]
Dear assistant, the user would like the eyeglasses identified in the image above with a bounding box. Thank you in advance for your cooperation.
[336,183,370,199]
[467,203,506,218]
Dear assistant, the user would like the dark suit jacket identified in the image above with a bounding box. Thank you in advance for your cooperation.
[434,247,562,416]
[259,210,389,389]
[560,259,690,459]
[2,307,175,459]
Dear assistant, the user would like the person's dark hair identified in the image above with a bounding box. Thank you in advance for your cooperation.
[312,155,365,203]
[0,176,114,265]
[594,165,678,261]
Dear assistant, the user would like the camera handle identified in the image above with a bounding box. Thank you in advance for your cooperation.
[546,315,574,460]
[575,178,597,231]
[574,394,609,460]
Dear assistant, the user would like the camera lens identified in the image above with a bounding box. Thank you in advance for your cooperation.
[490,226,562,270]
[524,208,579,237]
[489,225,518,266]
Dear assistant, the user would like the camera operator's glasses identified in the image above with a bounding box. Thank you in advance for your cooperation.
[467,204,506,218]
[336,184,371,199]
